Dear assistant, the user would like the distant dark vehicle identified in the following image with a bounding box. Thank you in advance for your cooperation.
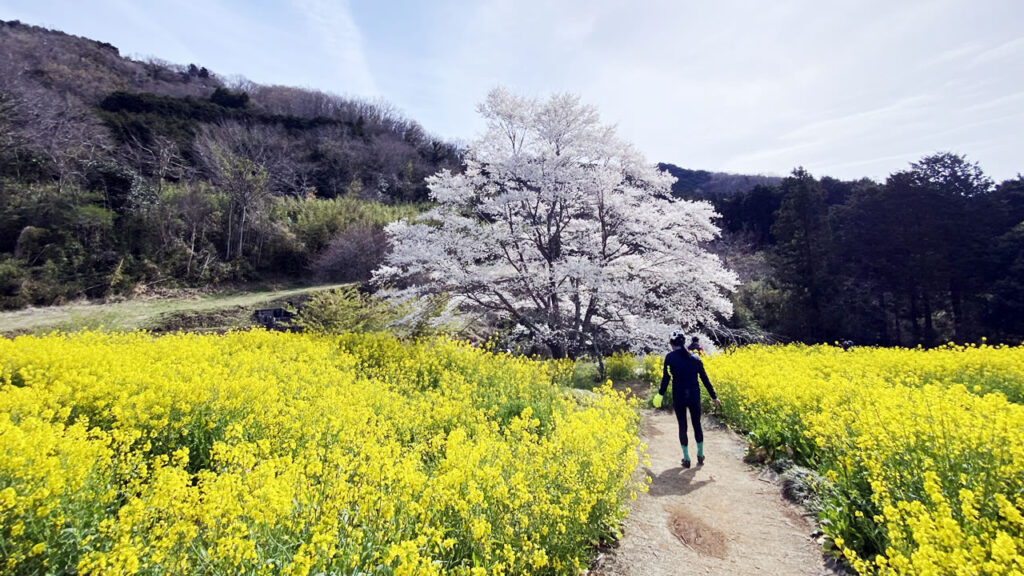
[253,307,296,330]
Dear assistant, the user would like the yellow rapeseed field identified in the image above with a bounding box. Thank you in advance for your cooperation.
[0,331,643,575]
[703,344,1024,576]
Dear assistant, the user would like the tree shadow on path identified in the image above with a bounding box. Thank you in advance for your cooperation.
[648,466,714,498]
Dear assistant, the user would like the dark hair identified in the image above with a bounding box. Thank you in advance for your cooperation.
[670,334,687,347]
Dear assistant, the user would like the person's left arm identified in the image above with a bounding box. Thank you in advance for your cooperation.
[698,360,722,409]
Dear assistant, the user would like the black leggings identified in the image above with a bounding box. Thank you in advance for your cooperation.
[675,401,703,446]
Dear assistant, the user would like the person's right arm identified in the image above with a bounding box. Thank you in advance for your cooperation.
[659,354,671,396]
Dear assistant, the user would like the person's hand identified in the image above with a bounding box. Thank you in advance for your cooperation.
[652,394,663,408]
[713,398,722,410]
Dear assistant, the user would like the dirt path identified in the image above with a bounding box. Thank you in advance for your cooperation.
[594,410,835,576]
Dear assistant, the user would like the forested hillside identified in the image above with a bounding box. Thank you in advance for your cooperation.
[657,163,781,199]
[700,157,1024,346]
[0,19,459,308]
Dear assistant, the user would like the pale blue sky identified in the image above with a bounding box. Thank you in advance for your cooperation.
[3,0,1023,181]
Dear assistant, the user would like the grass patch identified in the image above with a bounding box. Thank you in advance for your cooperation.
[0,283,348,335]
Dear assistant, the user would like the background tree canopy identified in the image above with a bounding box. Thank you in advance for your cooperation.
[701,154,1024,346]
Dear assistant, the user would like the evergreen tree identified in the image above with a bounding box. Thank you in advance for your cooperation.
[769,168,834,342]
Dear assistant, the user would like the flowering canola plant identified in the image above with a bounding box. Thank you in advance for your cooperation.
[702,344,1024,576]
[0,330,643,575]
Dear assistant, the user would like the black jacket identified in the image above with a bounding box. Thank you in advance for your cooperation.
[659,349,717,405]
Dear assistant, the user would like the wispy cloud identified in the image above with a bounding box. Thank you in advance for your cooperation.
[971,36,1024,65]
[963,91,1024,113]
[290,0,377,95]
[781,96,936,144]
[810,150,936,175]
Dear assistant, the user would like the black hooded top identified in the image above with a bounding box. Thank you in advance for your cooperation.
[659,348,717,405]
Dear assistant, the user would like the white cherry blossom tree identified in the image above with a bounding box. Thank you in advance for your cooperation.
[374,88,737,358]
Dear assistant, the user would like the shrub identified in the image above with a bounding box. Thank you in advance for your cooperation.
[311,225,388,282]
[569,360,601,390]
[0,256,26,309]
[641,353,672,406]
[605,351,638,383]
[295,285,394,333]
[297,285,448,339]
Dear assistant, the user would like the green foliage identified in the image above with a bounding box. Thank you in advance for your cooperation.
[732,279,785,332]
[296,285,395,334]
[568,360,601,390]
[639,353,663,388]
[296,285,447,338]
[770,167,833,341]
[713,155,1024,347]
[604,350,637,383]
[0,182,127,307]
[717,184,783,245]
[209,87,249,109]
[98,91,337,148]
[988,221,1024,339]
[641,353,674,406]
[0,171,423,309]
[569,352,649,392]
[273,196,421,255]
[267,196,422,280]
[0,256,26,308]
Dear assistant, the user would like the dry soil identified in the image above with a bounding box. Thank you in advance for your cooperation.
[593,410,839,576]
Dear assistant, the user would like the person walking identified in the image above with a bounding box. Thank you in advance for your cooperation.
[687,336,705,356]
[653,331,721,468]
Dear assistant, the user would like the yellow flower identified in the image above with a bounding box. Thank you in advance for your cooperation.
[699,342,1024,574]
[0,330,643,575]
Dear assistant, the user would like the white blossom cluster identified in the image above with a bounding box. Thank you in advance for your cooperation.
[374,88,737,356]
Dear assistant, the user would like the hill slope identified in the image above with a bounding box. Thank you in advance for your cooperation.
[0,20,457,309]
[658,163,782,199]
